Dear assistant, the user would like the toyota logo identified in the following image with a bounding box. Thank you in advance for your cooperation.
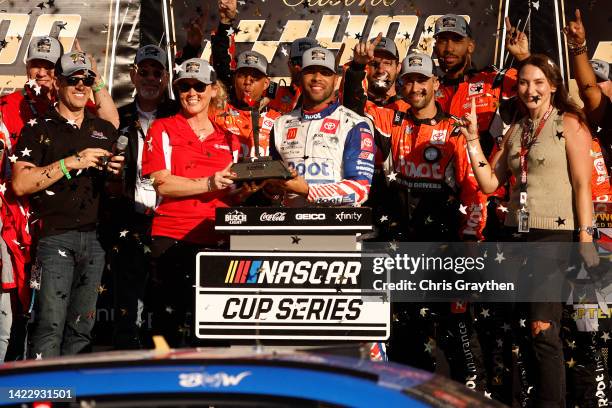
[323,122,336,131]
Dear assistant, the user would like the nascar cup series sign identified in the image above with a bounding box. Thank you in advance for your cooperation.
[195,252,389,340]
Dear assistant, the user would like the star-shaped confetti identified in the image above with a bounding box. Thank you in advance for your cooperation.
[424,338,435,354]
[387,171,397,182]
[21,147,32,157]
[602,331,611,342]
[36,2,46,9]
[66,119,77,127]
[480,308,490,318]
[0,183,5,195]
[537,157,545,166]
[58,249,67,257]
[555,217,565,226]
[8,154,17,163]
[496,338,504,348]
[119,229,129,238]
[35,353,43,360]
[484,391,492,399]
[165,305,174,314]
[497,204,508,213]
[420,307,429,317]
[280,46,288,57]
[566,339,576,349]
[478,161,487,167]
[27,118,37,127]
[26,78,37,88]
[459,204,468,214]
[555,130,564,140]
[226,27,235,36]
[291,235,301,244]
[379,215,389,223]
[531,0,540,10]
[174,63,183,73]
[519,318,526,327]
[57,21,67,31]
[566,357,576,368]
[495,252,506,264]
[97,285,107,294]
[468,144,478,154]
[530,95,541,103]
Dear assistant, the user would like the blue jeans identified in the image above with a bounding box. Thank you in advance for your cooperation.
[28,231,105,358]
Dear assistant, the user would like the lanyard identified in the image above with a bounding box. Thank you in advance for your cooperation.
[518,105,553,207]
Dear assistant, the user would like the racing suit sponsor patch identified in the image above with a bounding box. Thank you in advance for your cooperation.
[430,129,448,145]
[361,133,374,152]
[320,118,340,134]
[287,127,298,140]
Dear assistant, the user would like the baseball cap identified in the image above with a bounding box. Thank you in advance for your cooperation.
[55,51,96,77]
[590,59,611,82]
[290,37,319,60]
[371,36,399,60]
[135,44,167,69]
[173,58,216,84]
[400,52,435,78]
[301,47,336,73]
[27,36,62,64]
[434,14,472,38]
[236,50,268,76]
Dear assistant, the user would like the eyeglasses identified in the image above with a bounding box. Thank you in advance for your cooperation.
[65,76,96,87]
[177,81,207,93]
[137,68,164,79]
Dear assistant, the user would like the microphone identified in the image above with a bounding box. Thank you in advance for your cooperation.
[100,135,128,167]
[115,135,128,156]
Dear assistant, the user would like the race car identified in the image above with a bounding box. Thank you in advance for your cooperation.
[0,344,502,407]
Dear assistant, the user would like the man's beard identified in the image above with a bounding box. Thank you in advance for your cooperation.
[408,89,431,110]
[439,54,468,75]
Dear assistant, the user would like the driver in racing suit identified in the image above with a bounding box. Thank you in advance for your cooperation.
[269,47,375,207]
[344,50,489,392]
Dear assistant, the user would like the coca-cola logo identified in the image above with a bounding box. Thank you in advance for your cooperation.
[259,212,286,222]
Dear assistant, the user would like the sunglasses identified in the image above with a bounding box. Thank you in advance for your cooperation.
[177,81,207,93]
[65,76,96,87]
[137,68,164,79]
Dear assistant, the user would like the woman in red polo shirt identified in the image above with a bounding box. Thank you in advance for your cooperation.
[141,58,236,347]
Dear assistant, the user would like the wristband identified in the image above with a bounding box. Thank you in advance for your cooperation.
[92,78,106,93]
[59,159,71,180]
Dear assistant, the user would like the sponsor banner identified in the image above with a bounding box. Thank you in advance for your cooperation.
[195,252,389,340]
[215,206,372,231]
[0,0,140,104]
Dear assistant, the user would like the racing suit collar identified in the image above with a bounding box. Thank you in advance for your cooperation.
[406,101,448,126]
[301,99,340,120]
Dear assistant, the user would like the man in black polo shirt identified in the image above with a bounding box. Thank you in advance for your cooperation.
[12,51,123,358]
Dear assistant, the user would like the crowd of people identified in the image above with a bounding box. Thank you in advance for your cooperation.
[0,0,610,406]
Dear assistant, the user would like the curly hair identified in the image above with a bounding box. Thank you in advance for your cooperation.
[517,54,587,124]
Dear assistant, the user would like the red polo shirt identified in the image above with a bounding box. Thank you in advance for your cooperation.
[142,114,236,245]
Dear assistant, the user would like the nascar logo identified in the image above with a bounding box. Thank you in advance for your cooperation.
[224,259,361,284]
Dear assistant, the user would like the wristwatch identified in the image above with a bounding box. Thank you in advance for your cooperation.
[577,226,598,237]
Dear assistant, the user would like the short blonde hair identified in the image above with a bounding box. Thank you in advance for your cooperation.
[208,80,228,114]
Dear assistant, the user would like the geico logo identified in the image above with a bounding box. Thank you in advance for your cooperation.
[256,260,360,284]
[400,160,443,179]
[291,161,331,177]
[296,213,326,220]
[222,296,363,321]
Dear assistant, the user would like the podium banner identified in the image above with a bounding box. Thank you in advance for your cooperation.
[195,251,389,340]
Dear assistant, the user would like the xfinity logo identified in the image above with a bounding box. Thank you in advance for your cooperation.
[295,213,326,221]
[225,210,247,225]
[335,212,362,222]
[260,212,286,222]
